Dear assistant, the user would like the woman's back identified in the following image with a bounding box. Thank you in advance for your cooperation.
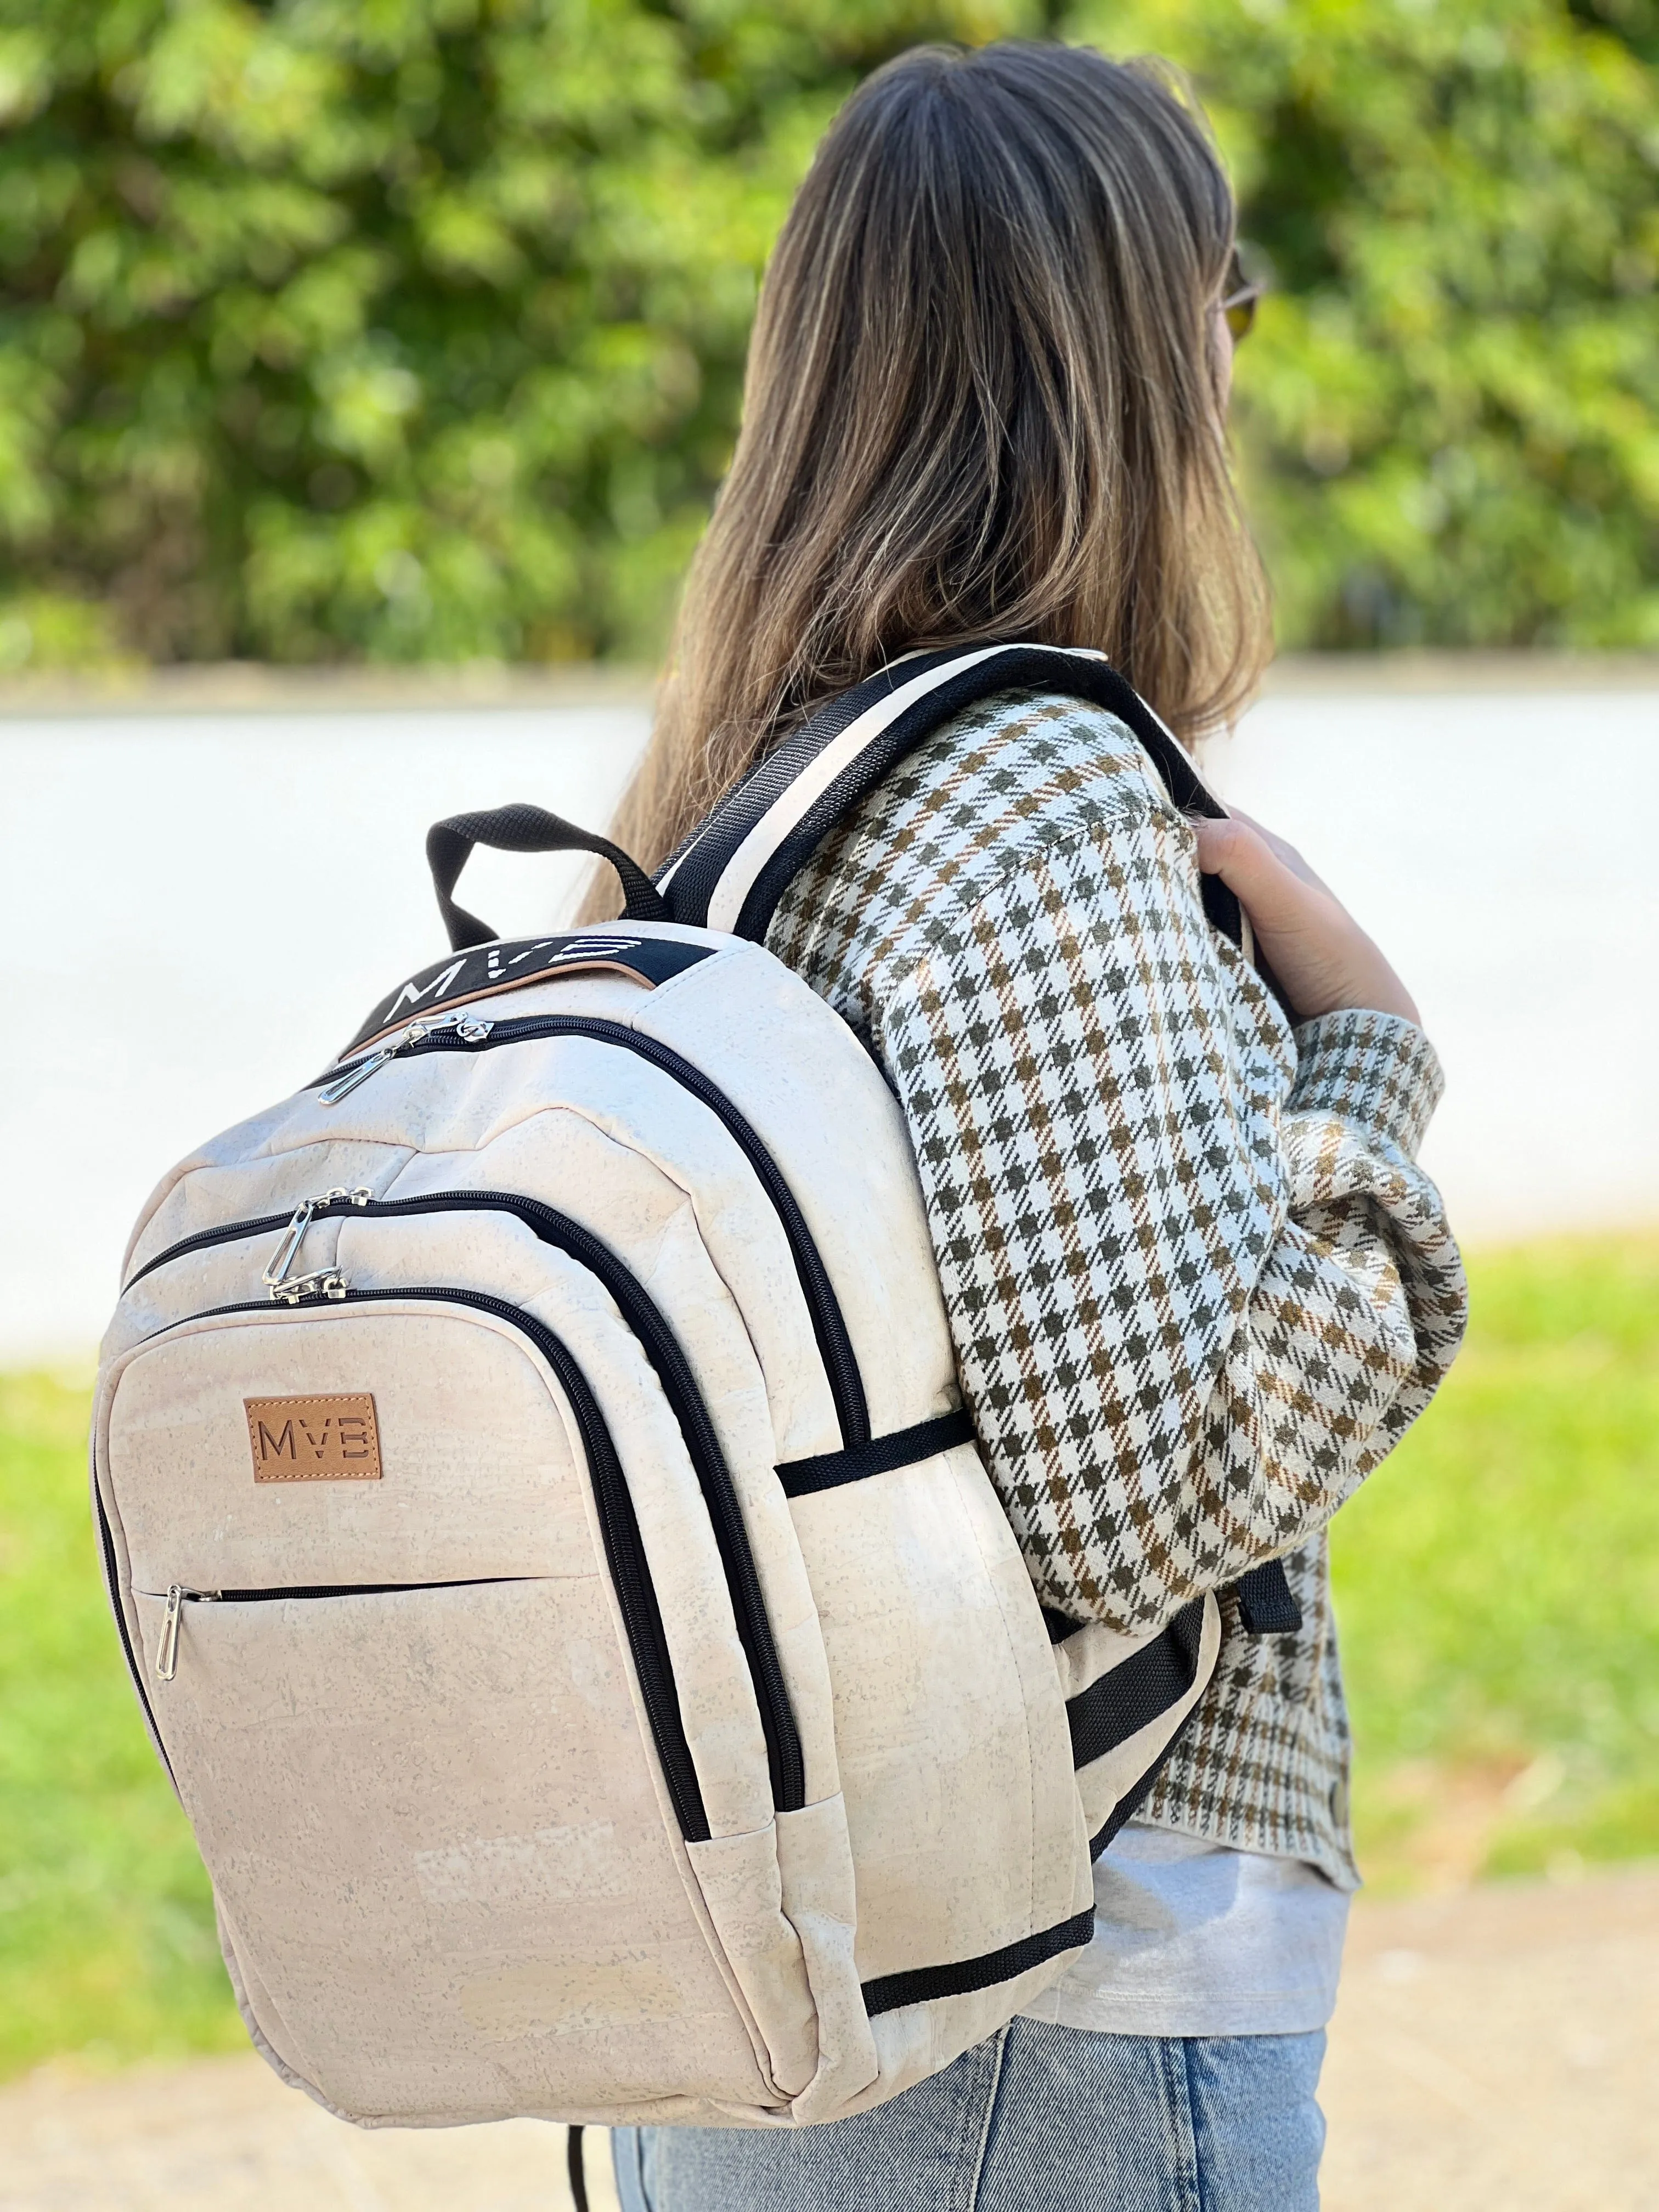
[610,35,1467,2209]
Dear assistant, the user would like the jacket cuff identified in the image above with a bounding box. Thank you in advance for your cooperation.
[1288,1008,1446,1161]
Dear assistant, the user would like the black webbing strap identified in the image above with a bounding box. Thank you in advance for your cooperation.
[1064,1600,1207,1771]
[1233,1559,1304,1634]
[776,1408,976,1498]
[661,642,1249,951]
[1089,1723,1194,1860]
[426,803,667,951]
[567,2124,589,2212]
[860,1905,1096,2018]
[1047,1562,1302,1649]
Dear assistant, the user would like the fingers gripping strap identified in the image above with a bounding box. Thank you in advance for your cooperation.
[427,803,667,952]
[661,642,1244,946]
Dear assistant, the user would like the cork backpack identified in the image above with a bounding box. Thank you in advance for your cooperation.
[93,642,1296,2138]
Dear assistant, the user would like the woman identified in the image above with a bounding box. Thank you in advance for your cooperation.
[607,39,1466,2211]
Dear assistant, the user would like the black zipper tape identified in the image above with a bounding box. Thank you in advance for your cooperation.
[159,1577,526,1603]
[353,1193,806,1813]
[119,1190,811,1815]
[106,1286,712,1843]
[128,1019,867,1450]
[94,1482,176,1789]
[300,1014,869,1449]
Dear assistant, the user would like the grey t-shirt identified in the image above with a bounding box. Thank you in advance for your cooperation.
[1018,1822,1350,2039]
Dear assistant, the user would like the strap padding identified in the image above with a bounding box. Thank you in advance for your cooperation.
[661,643,1246,951]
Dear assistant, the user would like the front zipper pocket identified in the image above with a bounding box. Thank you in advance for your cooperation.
[119,1197,807,1819]
[147,1577,526,1680]
[101,1288,709,1839]
[115,1565,783,2115]
[101,1267,810,1843]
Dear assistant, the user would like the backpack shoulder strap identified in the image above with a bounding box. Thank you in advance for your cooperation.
[657,641,1235,942]
[658,638,1302,1640]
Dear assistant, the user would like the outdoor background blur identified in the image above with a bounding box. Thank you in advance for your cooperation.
[2,0,1658,2141]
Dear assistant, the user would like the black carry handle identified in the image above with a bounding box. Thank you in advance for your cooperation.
[426,803,667,951]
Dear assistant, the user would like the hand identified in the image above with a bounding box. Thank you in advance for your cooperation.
[1193,809,1421,1027]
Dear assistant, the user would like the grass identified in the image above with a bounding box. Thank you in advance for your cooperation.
[1331,1232,1659,1891]
[0,1370,245,2081]
[2,1231,1656,2076]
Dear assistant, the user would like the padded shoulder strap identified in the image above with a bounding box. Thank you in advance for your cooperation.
[657,641,1238,944]
[658,639,1302,1641]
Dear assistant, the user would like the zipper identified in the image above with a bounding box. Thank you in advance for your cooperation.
[112,1280,796,1843]
[119,1197,806,1814]
[306,1014,870,1449]
[155,1581,205,1678]
[148,1577,522,1681]
[314,1011,496,1104]
[263,1184,370,1300]
[95,1482,175,1786]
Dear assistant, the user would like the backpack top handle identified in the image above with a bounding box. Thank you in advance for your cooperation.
[427,802,668,952]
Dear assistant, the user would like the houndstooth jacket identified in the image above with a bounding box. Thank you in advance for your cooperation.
[768,687,1468,1889]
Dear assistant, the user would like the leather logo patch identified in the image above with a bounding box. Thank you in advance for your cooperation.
[245,1393,382,1482]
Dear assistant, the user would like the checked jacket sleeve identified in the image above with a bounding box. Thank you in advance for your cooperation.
[863,792,1467,1638]
[771,688,1469,1875]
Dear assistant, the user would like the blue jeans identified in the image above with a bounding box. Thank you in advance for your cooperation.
[612,2018,1326,2210]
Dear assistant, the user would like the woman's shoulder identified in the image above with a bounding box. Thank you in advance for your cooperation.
[772,684,1188,986]
[844,681,1179,887]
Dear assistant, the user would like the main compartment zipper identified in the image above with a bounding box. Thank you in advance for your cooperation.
[128,1017,866,1448]
[306,1013,870,1450]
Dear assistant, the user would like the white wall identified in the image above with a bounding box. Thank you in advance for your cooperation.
[1204,688,1658,1250]
[4,682,1654,1362]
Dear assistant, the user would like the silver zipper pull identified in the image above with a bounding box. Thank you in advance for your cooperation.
[263,1198,317,1288]
[270,1269,348,1306]
[317,1013,494,1107]
[318,1046,397,1105]
[155,1585,220,1679]
[156,1585,184,1678]
[264,1187,373,1299]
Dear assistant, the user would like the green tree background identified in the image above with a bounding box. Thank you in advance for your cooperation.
[0,0,1654,672]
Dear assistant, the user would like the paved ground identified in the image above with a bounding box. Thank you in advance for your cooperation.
[1321,1867,1659,2210]
[3,1868,1656,2211]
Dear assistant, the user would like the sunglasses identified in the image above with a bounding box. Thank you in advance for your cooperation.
[1220,250,1261,344]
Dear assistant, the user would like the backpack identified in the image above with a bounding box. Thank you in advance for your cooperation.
[94,642,1299,2138]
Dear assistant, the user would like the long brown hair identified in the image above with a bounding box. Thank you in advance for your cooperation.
[603,40,1269,885]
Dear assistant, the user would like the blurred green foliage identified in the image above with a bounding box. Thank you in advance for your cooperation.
[0,0,1655,668]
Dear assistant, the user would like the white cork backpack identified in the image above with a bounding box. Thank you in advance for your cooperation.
[94,644,1297,2153]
